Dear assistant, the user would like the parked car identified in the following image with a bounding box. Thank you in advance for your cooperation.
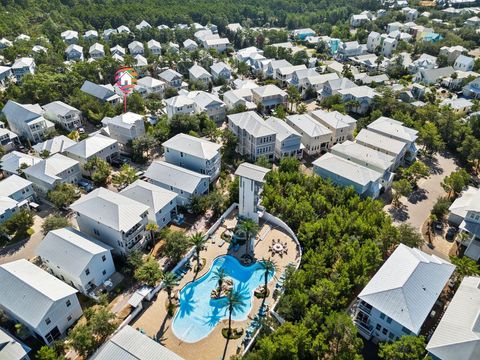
[78,179,94,192]
[446,227,458,241]
[110,156,129,168]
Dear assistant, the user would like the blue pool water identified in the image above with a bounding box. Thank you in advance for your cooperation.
[172,255,274,343]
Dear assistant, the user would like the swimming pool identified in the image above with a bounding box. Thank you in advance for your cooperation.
[172,255,274,343]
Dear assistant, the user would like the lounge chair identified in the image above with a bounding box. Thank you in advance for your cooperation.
[218,239,225,247]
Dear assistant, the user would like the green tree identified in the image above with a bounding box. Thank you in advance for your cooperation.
[36,346,63,360]
[441,169,471,199]
[163,230,191,263]
[255,155,271,169]
[392,179,413,207]
[419,122,444,154]
[403,161,429,186]
[225,290,245,338]
[162,271,178,310]
[397,223,424,248]
[237,218,259,254]
[190,232,207,271]
[90,307,116,341]
[211,268,227,297]
[0,209,34,238]
[112,164,138,189]
[134,256,162,286]
[379,335,428,360]
[286,85,301,112]
[84,157,112,185]
[259,258,277,297]
[322,312,363,360]
[47,183,79,209]
[68,324,95,358]
[450,256,480,284]
[131,134,157,162]
[146,222,159,245]
[42,214,71,235]
[431,197,452,220]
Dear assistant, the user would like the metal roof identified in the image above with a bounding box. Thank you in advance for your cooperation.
[121,180,178,217]
[65,133,117,159]
[32,135,76,155]
[162,133,221,160]
[227,111,276,138]
[0,175,32,198]
[70,188,149,232]
[264,116,301,142]
[359,244,455,334]
[331,140,395,173]
[145,161,209,194]
[0,259,77,328]
[36,227,112,277]
[355,129,407,156]
[367,116,418,143]
[286,114,332,137]
[235,162,270,183]
[43,101,79,116]
[0,327,30,359]
[0,151,42,175]
[24,153,79,185]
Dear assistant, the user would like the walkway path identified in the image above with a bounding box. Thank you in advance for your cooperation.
[383,152,458,231]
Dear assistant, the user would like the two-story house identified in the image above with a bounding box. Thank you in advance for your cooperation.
[121,180,178,229]
[145,161,209,207]
[65,44,84,61]
[80,81,121,104]
[352,244,455,342]
[210,62,232,81]
[33,135,76,157]
[89,43,105,59]
[36,227,116,295]
[286,114,332,155]
[135,76,165,98]
[0,127,20,151]
[71,188,150,256]
[24,154,82,197]
[310,110,356,145]
[227,111,276,161]
[162,133,222,181]
[0,259,83,344]
[0,151,42,177]
[189,64,212,85]
[165,95,196,118]
[42,101,82,131]
[251,85,287,113]
[147,39,162,55]
[11,57,35,82]
[0,175,35,204]
[2,100,55,144]
[128,41,144,56]
[158,69,184,89]
[101,112,145,148]
[264,116,303,159]
[65,133,119,169]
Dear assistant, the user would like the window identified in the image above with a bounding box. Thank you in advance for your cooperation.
[375,324,382,331]
[85,268,90,276]
[66,300,71,307]
[388,332,394,340]
[93,229,100,236]
[401,327,411,335]
[386,317,392,324]
[102,270,106,275]
[45,318,51,325]
[380,313,385,320]
[67,315,72,322]
[102,255,106,262]
[382,328,388,335]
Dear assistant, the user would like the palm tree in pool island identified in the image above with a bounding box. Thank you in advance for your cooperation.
[190,232,207,271]
[259,258,277,298]
[211,268,227,298]
[238,218,259,255]
[226,290,244,338]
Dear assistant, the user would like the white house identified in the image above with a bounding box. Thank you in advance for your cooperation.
[110,45,126,57]
[227,111,276,161]
[338,86,378,114]
[65,133,118,167]
[381,37,397,57]
[145,161,209,207]
[189,64,212,85]
[80,81,121,104]
[313,153,384,198]
[128,41,144,56]
[367,31,381,53]
[204,38,230,52]
[162,133,221,181]
[121,180,178,229]
[65,44,84,61]
[89,43,105,59]
[83,30,98,41]
[264,116,303,159]
[23,154,82,196]
[453,55,474,72]
[71,188,150,256]
[0,259,83,344]
[159,69,183,89]
[448,186,480,261]
[223,88,257,111]
[61,30,79,44]
[235,162,270,226]
[135,76,165,97]
[210,62,232,81]
[91,325,185,360]
[147,39,162,55]
[0,151,42,177]
[0,127,20,151]
[101,112,145,147]
[32,135,76,156]
[102,28,117,40]
[426,276,480,360]
[310,110,356,145]
[350,14,370,28]
[136,20,152,31]
[42,101,82,131]
[2,100,55,144]
[117,25,130,34]
[353,244,455,342]
[355,129,408,168]
[183,39,198,52]
[0,196,24,224]
[36,227,116,295]
[0,65,13,86]
[251,85,287,112]
[286,114,332,155]
[165,95,196,118]
[0,174,35,205]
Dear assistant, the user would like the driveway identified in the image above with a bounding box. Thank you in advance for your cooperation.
[384,152,458,231]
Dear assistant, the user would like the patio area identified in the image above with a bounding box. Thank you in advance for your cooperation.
[131,210,300,360]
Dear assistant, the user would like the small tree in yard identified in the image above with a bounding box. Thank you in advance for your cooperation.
[441,169,471,199]
[146,222,159,245]
[36,346,62,360]
[68,324,95,358]
[42,214,71,235]
[47,183,79,209]
[259,258,277,298]
[450,256,480,284]
[112,164,138,189]
[431,197,452,220]
[164,230,191,263]
[403,161,429,187]
[237,218,259,255]
[392,179,413,207]
[397,223,424,248]
[225,290,245,338]
[84,157,112,185]
[89,306,116,341]
[379,335,428,360]
[134,256,163,286]
[0,209,34,239]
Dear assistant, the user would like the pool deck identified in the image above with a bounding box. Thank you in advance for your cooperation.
[131,212,300,360]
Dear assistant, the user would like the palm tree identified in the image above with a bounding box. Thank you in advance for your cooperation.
[162,272,178,308]
[450,255,480,284]
[226,290,244,338]
[259,258,277,297]
[145,222,159,246]
[238,219,259,255]
[211,268,227,297]
[190,232,207,271]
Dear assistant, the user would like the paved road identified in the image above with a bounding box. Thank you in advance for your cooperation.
[384,152,458,231]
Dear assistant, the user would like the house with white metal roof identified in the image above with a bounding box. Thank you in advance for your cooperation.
[128,41,144,56]
[0,327,30,359]
[251,84,287,113]
[61,30,79,44]
[0,127,19,151]
[36,227,115,295]
[80,80,121,104]
[145,161,209,206]
[136,20,152,31]
[210,61,232,80]
[353,244,455,342]
[135,76,165,97]
[183,39,198,52]
[286,114,332,156]
[83,30,98,41]
[0,174,35,204]
[147,39,161,55]
[65,44,84,61]
[162,133,222,181]
[204,37,230,52]
[264,117,303,159]
[189,64,212,85]
[0,196,24,224]
[2,100,55,143]
[223,88,257,111]
[310,109,356,145]
[159,69,183,89]
[0,151,42,176]
[0,259,82,344]
[355,129,408,168]
[65,133,118,168]
[23,153,82,196]
[42,101,82,130]
[89,43,105,59]
[110,44,126,56]
[426,276,480,360]
[313,153,384,198]
[11,57,35,82]
[227,111,276,161]
[70,188,150,256]
[121,180,178,229]
[117,25,130,34]
[101,112,145,147]
[32,135,76,156]
[91,325,184,360]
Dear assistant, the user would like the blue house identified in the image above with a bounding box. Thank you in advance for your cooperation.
[422,32,443,43]
[292,28,315,41]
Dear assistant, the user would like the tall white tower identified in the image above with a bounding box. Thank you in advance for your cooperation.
[235,162,270,224]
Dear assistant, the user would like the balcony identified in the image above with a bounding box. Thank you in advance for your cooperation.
[358,302,372,315]
[354,319,373,340]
